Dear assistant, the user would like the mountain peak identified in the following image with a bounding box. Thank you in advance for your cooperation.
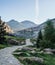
[21,20,37,28]
[21,20,35,24]
[8,19,19,23]
[6,19,37,32]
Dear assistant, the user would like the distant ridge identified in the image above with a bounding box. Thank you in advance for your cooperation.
[21,20,37,28]
[6,19,37,32]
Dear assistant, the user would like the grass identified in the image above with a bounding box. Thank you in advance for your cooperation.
[14,53,55,65]
[21,58,45,65]
[5,35,25,41]
[0,44,10,49]
[13,46,55,65]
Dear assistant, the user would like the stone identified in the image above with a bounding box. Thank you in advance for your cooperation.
[33,57,44,63]
[21,57,44,63]
[22,47,33,51]
[43,48,53,54]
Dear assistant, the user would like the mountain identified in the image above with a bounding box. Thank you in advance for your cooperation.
[6,19,25,32]
[32,18,55,32]
[21,20,37,29]
[6,20,37,32]
[6,18,55,38]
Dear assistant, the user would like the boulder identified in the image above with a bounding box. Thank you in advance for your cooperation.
[7,38,20,45]
[43,48,52,52]
[43,48,53,54]
[19,57,44,63]
[32,57,44,63]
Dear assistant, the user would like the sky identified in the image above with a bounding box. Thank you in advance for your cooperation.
[39,0,55,24]
[0,0,55,24]
[0,0,37,23]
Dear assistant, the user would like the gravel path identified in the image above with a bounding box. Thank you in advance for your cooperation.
[0,39,32,65]
[0,46,24,65]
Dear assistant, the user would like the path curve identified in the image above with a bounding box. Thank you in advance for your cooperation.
[0,39,32,65]
[0,46,24,65]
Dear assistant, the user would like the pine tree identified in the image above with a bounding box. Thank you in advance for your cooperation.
[36,30,42,48]
[44,20,55,42]
[0,17,6,44]
[44,19,55,48]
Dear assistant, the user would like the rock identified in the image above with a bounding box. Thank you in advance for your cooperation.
[22,47,33,51]
[23,57,44,63]
[33,57,44,63]
[43,48,52,52]
[7,38,25,45]
[7,38,19,45]
[43,48,53,54]
[44,51,53,54]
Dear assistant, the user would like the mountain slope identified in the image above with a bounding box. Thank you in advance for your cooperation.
[33,18,55,32]
[21,20,37,29]
[6,19,25,32]
[6,20,37,32]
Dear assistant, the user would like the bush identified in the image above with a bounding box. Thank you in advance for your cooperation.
[0,44,7,49]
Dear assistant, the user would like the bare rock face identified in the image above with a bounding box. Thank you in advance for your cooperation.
[0,17,13,33]
[5,23,14,33]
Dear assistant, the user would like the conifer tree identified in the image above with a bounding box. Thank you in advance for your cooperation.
[44,20,55,42]
[36,30,42,48]
[44,19,55,48]
[0,17,6,44]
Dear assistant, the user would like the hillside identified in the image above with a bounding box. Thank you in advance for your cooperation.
[6,20,37,32]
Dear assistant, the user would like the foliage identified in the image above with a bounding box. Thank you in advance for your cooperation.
[35,20,55,49]
[5,35,25,41]
[44,20,55,41]
[44,20,55,48]
[13,47,55,65]
[0,17,6,44]
[36,30,43,48]
[0,44,10,49]
[39,40,52,49]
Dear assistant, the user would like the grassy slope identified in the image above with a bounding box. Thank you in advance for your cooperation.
[13,46,55,65]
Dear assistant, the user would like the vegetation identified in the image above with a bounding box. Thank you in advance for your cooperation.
[13,19,55,65]
[5,35,26,45]
[36,20,55,49]
[0,44,7,49]
[0,17,6,44]
[44,20,55,48]
[13,45,55,65]
[0,17,26,49]
[36,30,43,48]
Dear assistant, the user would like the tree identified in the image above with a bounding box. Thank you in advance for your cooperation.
[0,17,6,44]
[44,19,55,48]
[44,20,54,40]
[36,30,43,48]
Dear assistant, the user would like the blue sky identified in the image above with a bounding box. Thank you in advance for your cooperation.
[0,0,55,24]
[0,0,37,23]
[39,0,55,24]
